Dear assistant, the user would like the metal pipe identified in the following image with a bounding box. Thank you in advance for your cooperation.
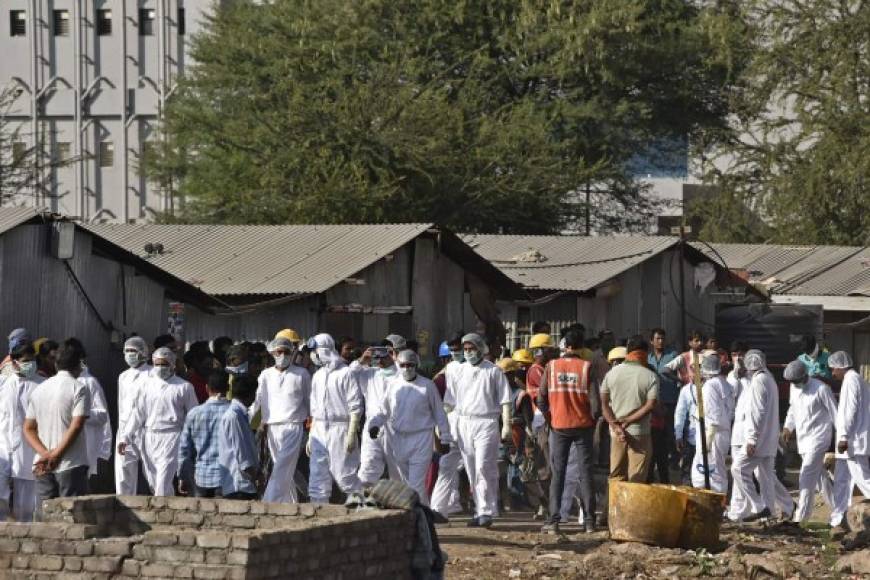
[29,0,39,206]
[121,0,129,223]
[72,0,83,219]
[156,0,166,213]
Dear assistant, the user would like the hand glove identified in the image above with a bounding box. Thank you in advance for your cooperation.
[501,404,512,442]
[305,435,312,457]
[369,426,380,440]
[705,426,716,445]
[346,413,361,453]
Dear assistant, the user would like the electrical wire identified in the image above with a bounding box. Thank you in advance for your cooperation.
[494,249,655,269]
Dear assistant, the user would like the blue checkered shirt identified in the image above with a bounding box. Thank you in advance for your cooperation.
[178,397,231,489]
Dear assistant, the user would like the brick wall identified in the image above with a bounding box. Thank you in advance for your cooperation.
[0,496,415,580]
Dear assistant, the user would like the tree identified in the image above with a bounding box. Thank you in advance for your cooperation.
[0,86,76,206]
[148,0,746,233]
[695,0,870,245]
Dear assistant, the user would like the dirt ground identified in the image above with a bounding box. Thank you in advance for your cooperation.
[438,500,867,579]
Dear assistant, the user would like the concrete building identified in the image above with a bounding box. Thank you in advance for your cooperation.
[0,0,215,222]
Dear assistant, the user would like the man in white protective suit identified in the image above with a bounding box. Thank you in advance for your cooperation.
[306,334,364,504]
[443,333,511,528]
[118,347,198,496]
[728,349,794,521]
[368,350,453,504]
[781,360,837,523]
[429,341,467,519]
[828,351,870,529]
[115,337,152,495]
[690,351,734,493]
[352,340,400,488]
[250,336,310,503]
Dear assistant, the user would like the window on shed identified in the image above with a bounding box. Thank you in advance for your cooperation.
[178,8,185,35]
[99,141,114,167]
[53,10,69,36]
[97,9,112,36]
[56,142,71,163]
[10,10,26,37]
[139,9,154,36]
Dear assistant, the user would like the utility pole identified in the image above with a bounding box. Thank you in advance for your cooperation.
[584,181,591,236]
[671,223,692,348]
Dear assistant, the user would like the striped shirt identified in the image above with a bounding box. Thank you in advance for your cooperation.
[178,397,230,489]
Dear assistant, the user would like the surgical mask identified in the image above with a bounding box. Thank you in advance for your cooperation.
[226,361,249,376]
[154,365,173,381]
[465,350,481,365]
[16,361,37,379]
[450,351,464,363]
[125,352,143,368]
[379,366,397,378]
[401,367,417,382]
[274,354,290,369]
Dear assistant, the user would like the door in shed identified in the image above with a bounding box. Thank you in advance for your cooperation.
[716,303,823,366]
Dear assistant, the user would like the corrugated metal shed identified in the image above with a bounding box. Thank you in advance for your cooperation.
[695,243,870,297]
[460,235,679,291]
[0,206,40,234]
[84,223,436,295]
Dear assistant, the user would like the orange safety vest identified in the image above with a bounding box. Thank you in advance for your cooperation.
[547,357,594,430]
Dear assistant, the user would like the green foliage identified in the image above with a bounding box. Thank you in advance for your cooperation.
[149,0,745,233]
[697,0,870,245]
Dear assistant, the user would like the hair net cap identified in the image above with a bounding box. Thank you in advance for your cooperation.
[307,333,335,351]
[744,349,766,372]
[124,336,148,354]
[438,341,450,357]
[783,360,808,382]
[268,337,296,353]
[461,333,489,355]
[8,328,31,351]
[828,351,853,369]
[700,351,721,377]
[396,350,420,366]
[152,347,177,366]
[385,334,407,350]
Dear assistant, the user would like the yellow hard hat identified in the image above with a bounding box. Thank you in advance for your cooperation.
[528,333,554,349]
[33,337,48,354]
[607,347,628,362]
[275,328,301,343]
[497,358,520,373]
[512,348,534,365]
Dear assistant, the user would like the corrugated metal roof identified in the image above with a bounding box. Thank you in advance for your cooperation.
[84,223,435,295]
[694,242,870,297]
[461,235,679,291]
[0,207,40,235]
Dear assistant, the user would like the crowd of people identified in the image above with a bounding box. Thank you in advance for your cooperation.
[0,323,866,535]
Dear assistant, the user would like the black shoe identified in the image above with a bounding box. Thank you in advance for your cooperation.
[466,517,481,528]
[744,508,772,522]
[478,516,493,528]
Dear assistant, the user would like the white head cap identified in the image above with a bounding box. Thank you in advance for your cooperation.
[461,333,489,355]
[700,350,721,378]
[744,349,766,372]
[124,336,148,355]
[152,346,176,366]
[828,351,853,369]
[397,350,420,366]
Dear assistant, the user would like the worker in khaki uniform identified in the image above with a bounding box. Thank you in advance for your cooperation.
[537,330,599,534]
[601,335,659,483]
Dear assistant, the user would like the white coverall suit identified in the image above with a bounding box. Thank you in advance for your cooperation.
[353,363,398,486]
[80,370,113,477]
[728,369,794,520]
[369,374,452,505]
[250,364,310,503]
[115,364,152,495]
[0,373,43,521]
[690,375,734,493]
[308,361,364,502]
[430,361,465,517]
[830,369,870,527]
[783,378,837,523]
[120,373,198,496]
[443,360,511,519]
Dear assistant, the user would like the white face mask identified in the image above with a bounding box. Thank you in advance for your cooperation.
[124,352,142,368]
[401,367,417,382]
[465,350,482,365]
[450,351,464,363]
[154,365,174,381]
[380,366,397,378]
[16,361,37,379]
[274,354,290,369]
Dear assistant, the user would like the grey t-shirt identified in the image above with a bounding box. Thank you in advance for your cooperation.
[26,370,90,472]
[600,361,659,436]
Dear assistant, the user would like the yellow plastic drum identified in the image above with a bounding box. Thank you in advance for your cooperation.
[608,480,687,547]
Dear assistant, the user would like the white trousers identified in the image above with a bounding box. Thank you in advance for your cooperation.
[115,428,140,495]
[456,415,500,519]
[11,478,36,522]
[793,448,834,523]
[830,455,870,527]
[387,429,434,505]
[691,429,731,494]
[308,421,361,503]
[263,423,305,503]
[359,423,397,486]
[141,430,182,497]
[728,449,793,520]
[431,412,463,517]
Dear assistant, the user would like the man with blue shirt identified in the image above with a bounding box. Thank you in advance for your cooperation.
[220,375,260,500]
[648,329,679,468]
[178,371,231,497]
